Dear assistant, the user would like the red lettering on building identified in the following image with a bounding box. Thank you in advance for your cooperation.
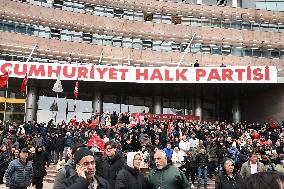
[253,68,263,80]
[48,65,61,77]
[196,69,206,81]
[176,69,188,81]
[222,69,233,81]
[207,69,221,81]
[0,63,12,74]
[235,69,245,80]
[150,69,163,81]
[119,69,128,80]
[30,65,45,77]
[109,68,118,80]
[78,67,88,79]
[136,69,148,80]
[62,66,76,78]
[96,68,108,79]
[265,66,270,80]
[14,64,27,76]
[165,70,174,81]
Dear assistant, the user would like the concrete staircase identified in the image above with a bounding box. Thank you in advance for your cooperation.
[44,164,57,183]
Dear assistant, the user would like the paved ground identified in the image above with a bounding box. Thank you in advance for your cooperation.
[0,182,53,189]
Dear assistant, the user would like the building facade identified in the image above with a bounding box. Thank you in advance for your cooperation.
[0,0,283,123]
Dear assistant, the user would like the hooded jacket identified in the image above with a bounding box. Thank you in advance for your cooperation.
[102,153,125,189]
[115,152,146,189]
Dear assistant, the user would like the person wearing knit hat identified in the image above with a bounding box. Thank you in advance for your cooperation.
[115,152,146,189]
[58,148,111,189]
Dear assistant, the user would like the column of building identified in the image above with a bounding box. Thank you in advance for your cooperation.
[92,83,103,113]
[232,87,241,123]
[194,86,202,120]
[25,87,38,122]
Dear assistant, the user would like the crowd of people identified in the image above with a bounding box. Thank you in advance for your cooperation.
[1,111,284,189]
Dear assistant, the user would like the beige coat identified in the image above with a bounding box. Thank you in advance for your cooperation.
[240,160,265,178]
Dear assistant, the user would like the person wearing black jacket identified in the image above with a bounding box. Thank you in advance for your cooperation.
[215,158,244,189]
[0,144,11,184]
[31,145,51,189]
[115,152,146,189]
[58,148,111,189]
[102,141,125,189]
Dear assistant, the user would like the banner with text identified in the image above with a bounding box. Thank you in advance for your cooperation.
[0,61,278,83]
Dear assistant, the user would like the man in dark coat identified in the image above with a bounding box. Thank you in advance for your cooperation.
[102,141,125,189]
[58,148,111,189]
[31,145,51,189]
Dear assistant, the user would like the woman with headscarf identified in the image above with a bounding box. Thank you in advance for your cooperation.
[115,152,146,189]
[215,158,244,189]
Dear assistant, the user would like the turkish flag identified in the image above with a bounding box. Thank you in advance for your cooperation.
[86,135,105,151]
[74,80,79,99]
[89,117,99,129]
[71,115,77,127]
[20,73,28,93]
[0,72,8,88]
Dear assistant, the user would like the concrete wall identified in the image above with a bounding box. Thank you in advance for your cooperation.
[241,85,284,123]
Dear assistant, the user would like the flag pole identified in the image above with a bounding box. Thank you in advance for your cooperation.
[3,71,9,122]
[177,33,196,67]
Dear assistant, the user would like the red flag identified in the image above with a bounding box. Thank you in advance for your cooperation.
[20,73,28,93]
[74,80,79,99]
[86,135,105,151]
[89,117,99,129]
[71,115,76,127]
[0,72,8,88]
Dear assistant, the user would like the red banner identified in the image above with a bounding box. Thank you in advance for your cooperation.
[138,113,200,121]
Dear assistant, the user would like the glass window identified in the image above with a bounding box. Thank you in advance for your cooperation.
[211,45,221,55]
[153,41,162,51]
[50,28,61,39]
[191,44,201,53]
[63,1,73,12]
[231,20,242,30]
[82,33,92,43]
[3,21,15,32]
[93,34,103,45]
[243,48,252,57]
[0,21,3,31]
[252,22,260,31]
[27,25,35,35]
[211,18,221,28]
[73,2,85,13]
[124,10,134,20]
[72,31,82,42]
[281,50,284,59]
[231,47,242,56]
[252,48,262,57]
[161,15,172,24]
[202,45,211,54]
[15,24,27,34]
[222,19,231,29]
[53,0,63,9]
[277,2,284,11]
[242,22,251,30]
[94,5,104,16]
[260,22,270,32]
[122,37,132,48]
[142,39,152,49]
[256,2,266,10]
[103,35,113,46]
[38,26,50,38]
[112,36,122,47]
[161,41,172,51]
[85,4,94,14]
[114,8,124,18]
[200,17,210,27]
[105,7,114,17]
[61,29,72,41]
[190,17,200,26]
[171,43,181,51]
[222,45,231,55]
[271,50,280,58]
[279,24,284,32]
[153,13,162,23]
[133,11,144,21]
[270,23,279,32]
[266,2,277,10]
[181,16,190,25]
[133,38,142,49]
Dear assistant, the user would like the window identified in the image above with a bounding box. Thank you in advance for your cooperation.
[222,19,231,29]
[50,28,61,39]
[181,16,190,25]
[252,22,260,31]
[144,12,153,22]
[53,0,63,9]
[211,45,221,55]
[38,26,50,38]
[191,44,201,53]
[27,25,35,35]
[113,36,122,47]
[231,20,242,30]
[162,14,172,24]
[63,1,73,12]
[222,45,231,55]
[3,21,15,32]
[61,29,72,41]
[15,24,26,34]
[252,48,262,57]
[73,2,85,13]
[114,8,123,18]
[279,24,284,32]
[122,37,132,48]
[271,50,280,58]
[82,33,92,43]
[124,10,134,20]
[134,11,144,21]
[243,48,252,57]
[231,47,242,56]
[103,35,113,46]
[202,45,211,54]
[260,22,270,32]
[105,7,114,17]
[281,50,284,59]
[85,4,94,14]
[161,41,172,51]
[94,5,104,16]
[93,34,103,45]
[211,18,221,28]
[153,41,162,51]
[171,43,181,51]
[72,31,82,42]
[200,17,210,27]
[143,39,152,49]
[153,13,162,23]
[133,38,142,49]
[242,22,251,30]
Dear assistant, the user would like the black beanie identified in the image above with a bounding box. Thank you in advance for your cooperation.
[73,148,94,165]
